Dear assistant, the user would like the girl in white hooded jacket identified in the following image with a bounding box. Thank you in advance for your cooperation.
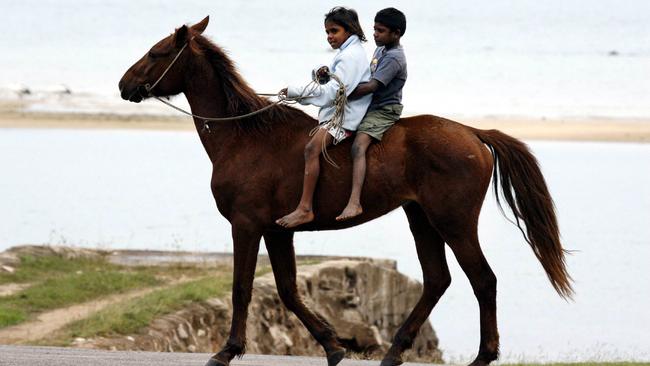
[276,6,372,228]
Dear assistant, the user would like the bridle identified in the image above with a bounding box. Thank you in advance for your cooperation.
[136,36,302,132]
[142,38,195,97]
[133,36,343,140]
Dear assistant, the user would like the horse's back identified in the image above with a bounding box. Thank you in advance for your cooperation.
[383,114,493,174]
[372,114,495,210]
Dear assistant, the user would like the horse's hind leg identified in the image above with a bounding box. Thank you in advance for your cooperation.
[437,213,499,366]
[380,201,452,366]
[264,231,346,366]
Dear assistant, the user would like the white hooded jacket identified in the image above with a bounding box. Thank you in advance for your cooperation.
[287,35,372,131]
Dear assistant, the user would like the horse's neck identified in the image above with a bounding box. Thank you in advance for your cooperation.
[182,60,313,170]
[184,70,227,128]
[182,76,232,161]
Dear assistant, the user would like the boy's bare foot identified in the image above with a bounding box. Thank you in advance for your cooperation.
[336,203,363,221]
[276,208,315,228]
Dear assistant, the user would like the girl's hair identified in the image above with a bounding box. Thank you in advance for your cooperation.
[324,7,367,42]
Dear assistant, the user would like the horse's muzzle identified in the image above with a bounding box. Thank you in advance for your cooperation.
[119,84,147,103]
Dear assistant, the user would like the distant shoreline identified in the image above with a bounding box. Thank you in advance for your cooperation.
[1,106,649,143]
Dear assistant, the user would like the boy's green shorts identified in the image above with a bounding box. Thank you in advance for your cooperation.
[357,104,403,141]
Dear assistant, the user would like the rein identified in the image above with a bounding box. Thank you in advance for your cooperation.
[141,38,347,166]
[143,37,297,131]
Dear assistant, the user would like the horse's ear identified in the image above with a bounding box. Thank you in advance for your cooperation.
[174,25,189,48]
[191,16,209,35]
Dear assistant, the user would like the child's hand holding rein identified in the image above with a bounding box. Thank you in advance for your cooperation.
[313,66,331,85]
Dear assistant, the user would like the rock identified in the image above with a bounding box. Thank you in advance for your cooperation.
[79,259,443,363]
[0,252,19,268]
[6,245,105,261]
[1,265,15,273]
[0,283,30,297]
[177,323,189,340]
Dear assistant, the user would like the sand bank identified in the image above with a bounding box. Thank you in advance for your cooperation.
[1,107,649,143]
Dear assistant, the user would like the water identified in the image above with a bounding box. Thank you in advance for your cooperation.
[2,0,649,361]
[1,129,649,362]
[1,0,650,118]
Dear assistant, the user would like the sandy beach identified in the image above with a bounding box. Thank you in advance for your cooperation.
[1,105,649,143]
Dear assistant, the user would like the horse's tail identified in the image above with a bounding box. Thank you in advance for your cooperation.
[472,127,574,299]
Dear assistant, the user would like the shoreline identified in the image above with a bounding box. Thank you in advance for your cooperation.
[2,108,650,143]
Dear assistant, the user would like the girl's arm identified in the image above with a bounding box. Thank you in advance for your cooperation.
[287,54,365,107]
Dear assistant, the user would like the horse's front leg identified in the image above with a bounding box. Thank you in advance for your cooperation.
[206,221,261,366]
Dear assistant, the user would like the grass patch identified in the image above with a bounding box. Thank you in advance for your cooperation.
[54,265,273,344]
[61,272,233,340]
[5,257,281,345]
[0,254,163,328]
[0,305,26,326]
[0,254,108,285]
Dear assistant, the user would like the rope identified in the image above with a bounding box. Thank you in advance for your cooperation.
[144,38,193,93]
[147,86,311,134]
[142,38,348,166]
[307,72,347,168]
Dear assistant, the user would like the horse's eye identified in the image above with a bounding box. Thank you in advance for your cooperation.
[148,51,168,59]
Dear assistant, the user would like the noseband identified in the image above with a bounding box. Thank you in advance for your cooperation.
[141,37,195,98]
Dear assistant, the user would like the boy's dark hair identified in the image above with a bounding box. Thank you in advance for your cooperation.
[324,7,367,42]
[375,7,406,36]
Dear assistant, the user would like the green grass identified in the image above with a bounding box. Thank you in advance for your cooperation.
[3,253,304,344]
[0,254,107,285]
[60,273,233,340]
[0,254,163,328]
[0,306,26,327]
[49,265,282,345]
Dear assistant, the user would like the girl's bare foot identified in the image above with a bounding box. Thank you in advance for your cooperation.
[276,208,315,228]
[336,203,363,221]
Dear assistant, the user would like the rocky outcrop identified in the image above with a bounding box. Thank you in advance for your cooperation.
[84,259,443,363]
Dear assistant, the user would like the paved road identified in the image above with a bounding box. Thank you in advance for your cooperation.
[0,346,436,366]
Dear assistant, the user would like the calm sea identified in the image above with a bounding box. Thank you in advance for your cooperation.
[1,129,649,362]
[2,0,649,362]
[1,0,649,118]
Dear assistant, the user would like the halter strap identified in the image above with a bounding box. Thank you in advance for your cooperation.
[144,37,195,95]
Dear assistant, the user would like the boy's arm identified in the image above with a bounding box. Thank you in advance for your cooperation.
[348,79,381,100]
[350,55,404,100]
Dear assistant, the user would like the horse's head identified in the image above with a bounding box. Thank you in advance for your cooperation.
[119,16,210,103]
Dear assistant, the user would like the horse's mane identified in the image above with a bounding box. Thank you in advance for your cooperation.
[192,35,311,134]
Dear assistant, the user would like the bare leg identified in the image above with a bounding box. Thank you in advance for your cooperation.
[264,231,346,366]
[336,133,373,221]
[380,202,451,366]
[207,223,261,366]
[276,128,334,228]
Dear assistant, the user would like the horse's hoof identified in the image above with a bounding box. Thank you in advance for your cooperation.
[379,358,403,366]
[205,357,228,366]
[327,349,345,366]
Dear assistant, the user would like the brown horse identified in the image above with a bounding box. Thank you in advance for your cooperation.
[119,17,572,366]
